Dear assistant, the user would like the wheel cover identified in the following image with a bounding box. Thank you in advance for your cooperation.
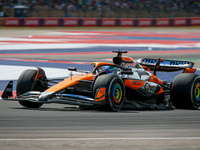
[194,83,200,102]
[112,83,123,104]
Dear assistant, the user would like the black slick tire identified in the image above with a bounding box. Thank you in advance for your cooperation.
[171,73,200,109]
[17,69,44,108]
[93,74,125,111]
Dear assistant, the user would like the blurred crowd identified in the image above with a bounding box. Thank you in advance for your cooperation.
[1,0,199,10]
[0,0,200,17]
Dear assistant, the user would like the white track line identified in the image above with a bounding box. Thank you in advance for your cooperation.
[0,137,200,141]
[0,65,73,80]
[0,43,199,50]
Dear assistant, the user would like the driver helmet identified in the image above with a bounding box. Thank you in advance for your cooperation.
[105,66,117,73]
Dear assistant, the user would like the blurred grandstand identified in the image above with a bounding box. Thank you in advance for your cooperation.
[0,0,200,18]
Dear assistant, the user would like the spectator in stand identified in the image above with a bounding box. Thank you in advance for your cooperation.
[122,1,128,9]
[95,0,102,8]
[23,0,31,8]
[67,2,76,12]
[193,1,200,14]
[66,2,76,17]
[60,2,66,10]
[2,0,200,18]
[172,3,178,17]
[107,6,112,17]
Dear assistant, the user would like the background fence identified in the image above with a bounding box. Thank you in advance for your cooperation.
[1,0,200,18]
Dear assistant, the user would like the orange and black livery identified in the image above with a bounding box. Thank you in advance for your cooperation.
[2,50,200,111]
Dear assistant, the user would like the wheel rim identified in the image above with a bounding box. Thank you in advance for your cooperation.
[194,83,200,102]
[112,83,123,104]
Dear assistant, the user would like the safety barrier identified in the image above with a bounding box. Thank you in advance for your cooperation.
[3,17,200,27]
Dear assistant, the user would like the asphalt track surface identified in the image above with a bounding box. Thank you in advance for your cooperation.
[0,27,200,150]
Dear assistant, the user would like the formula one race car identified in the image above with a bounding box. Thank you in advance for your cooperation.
[1,50,200,111]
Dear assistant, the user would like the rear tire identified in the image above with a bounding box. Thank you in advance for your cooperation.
[93,74,125,111]
[171,73,200,109]
[17,69,46,108]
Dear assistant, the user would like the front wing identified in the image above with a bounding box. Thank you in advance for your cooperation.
[1,81,95,106]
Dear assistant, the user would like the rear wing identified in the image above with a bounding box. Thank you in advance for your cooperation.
[137,58,195,73]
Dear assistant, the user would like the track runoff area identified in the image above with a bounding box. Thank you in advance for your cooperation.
[0,28,200,150]
[0,29,200,93]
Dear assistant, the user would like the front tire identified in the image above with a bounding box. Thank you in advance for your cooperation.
[17,69,46,108]
[93,74,125,111]
[171,73,200,109]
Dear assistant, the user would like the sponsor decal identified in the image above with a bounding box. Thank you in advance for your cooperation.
[102,21,114,25]
[169,61,188,65]
[95,87,106,101]
[173,18,187,26]
[145,83,157,92]
[5,20,18,25]
[44,18,59,26]
[24,18,39,26]
[143,59,157,64]
[63,18,78,26]
[4,18,19,26]
[150,86,156,92]
[99,89,105,93]
[120,19,133,27]
[191,20,200,24]
[138,19,152,27]
[174,20,186,25]
[5,88,12,92]
[183,68,196,74]
[101,19,116,27]
[131,81,142,86]
[83,18,97,26]
[156,19,169,26]
[190,17,200,26]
